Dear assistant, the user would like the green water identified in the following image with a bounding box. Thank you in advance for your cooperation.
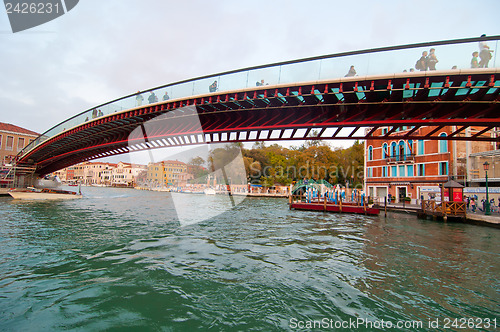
[0,187,498,331]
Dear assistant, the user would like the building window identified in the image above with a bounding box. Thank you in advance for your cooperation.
[418,164,425,176]
[439,133,448,153]
[368,146,373,161]
[6,136,14,151]
[391,166,397,177]
[398,141,405,157]
[17,137,25,151]
[418,140,424,155]
[439,162,448,175]
[0,134,2,149]
[382,143,388,159]
[391,142,397,156]
[399,165,405,177]
[407,165,414,177]
[382,166,388,177]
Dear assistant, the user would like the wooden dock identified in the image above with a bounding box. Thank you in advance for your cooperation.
[417,200,466,221]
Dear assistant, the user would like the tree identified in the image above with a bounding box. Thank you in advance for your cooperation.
[188,156,205,168]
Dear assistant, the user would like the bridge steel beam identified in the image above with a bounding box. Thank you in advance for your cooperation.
[18,71,500,175]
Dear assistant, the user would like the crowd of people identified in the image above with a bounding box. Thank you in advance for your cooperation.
[414,34,493,72]
[465,195,500,214]
[129,35,494,109]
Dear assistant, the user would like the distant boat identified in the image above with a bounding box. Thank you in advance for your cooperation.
[204,188,216,195]
[9,187,82,200]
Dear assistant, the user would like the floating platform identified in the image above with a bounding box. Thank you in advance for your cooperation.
[290,199,380,216]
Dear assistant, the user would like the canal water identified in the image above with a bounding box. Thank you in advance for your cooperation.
[0,187,498,331]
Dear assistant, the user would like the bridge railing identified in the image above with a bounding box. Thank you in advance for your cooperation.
[19,36,500,158]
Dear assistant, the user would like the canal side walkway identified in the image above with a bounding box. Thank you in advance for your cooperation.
[380,202,500,227]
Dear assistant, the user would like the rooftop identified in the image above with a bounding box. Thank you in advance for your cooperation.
[0,122,39,136]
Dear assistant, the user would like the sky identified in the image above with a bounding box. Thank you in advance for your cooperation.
[0,0,499,162]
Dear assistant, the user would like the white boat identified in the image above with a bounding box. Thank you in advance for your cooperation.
[35,175,62,189]
[9,187,82,200]
[204,188,216,195]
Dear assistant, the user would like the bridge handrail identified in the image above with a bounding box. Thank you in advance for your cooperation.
[19,35,500,158]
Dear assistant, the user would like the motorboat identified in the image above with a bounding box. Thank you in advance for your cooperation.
[204,188,216,195]
[9,187,82,200]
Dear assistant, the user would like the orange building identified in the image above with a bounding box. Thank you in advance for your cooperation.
[364,126,498,203]
[0,122,39,165]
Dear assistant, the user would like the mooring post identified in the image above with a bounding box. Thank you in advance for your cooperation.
[384,196,387,218]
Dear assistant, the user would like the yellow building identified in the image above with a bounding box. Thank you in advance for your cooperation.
[146,160,191,187]
[163,160,188,186]
[147,162,164,187]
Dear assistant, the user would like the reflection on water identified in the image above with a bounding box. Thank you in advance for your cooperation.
[0,187,498,330]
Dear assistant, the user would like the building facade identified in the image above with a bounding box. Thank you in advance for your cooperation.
[146,160,192,187]
[0,122,39,165]
[55,161,146,187]
[364,126,498,203]
[112,162,146,187]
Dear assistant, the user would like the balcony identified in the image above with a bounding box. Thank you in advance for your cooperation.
[386,154,415,164]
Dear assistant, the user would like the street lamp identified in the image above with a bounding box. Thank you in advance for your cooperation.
[483,161,491,215]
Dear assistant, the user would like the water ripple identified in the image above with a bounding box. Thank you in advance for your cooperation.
[0,189,498,330]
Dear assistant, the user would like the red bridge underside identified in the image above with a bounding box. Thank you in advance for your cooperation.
[20,71,500,175]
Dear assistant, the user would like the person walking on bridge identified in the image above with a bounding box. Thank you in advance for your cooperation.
[148,91,157,104]
[416,51,428,71]
[479,34,493,68]
[136,91,144,106]
[471,51,479,68]
[345,65,356,77]
[209,80,218,93]
[427,48,438,70]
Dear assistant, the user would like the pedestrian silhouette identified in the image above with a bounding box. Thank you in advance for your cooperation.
[471,51,479,68]
[479,34,493,68]
[209,80,218,93]
[415,51,428,71]
[427,48,438,70]
[345,65,356,77]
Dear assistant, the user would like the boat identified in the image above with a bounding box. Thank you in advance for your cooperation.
[289,199,380,215]
[35,175,62,189]
[9,187,82,200]
[289,181,379,215]
[204,188,216,195]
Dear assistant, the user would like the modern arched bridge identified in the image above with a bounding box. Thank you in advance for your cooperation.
[15,36,500,175]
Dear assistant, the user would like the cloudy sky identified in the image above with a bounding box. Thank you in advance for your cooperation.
[1,0,499,155]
